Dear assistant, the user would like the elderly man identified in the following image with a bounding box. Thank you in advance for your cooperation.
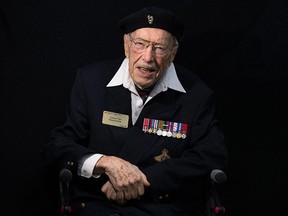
[41,7,227,216]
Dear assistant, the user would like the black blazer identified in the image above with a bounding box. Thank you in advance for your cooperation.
[41,59,227,215]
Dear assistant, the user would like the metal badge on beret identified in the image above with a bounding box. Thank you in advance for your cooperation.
[147,15,153,24]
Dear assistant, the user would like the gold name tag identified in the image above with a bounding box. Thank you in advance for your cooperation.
[102,111,129,128]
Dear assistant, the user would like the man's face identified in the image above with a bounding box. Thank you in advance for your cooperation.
[124,28,178,89]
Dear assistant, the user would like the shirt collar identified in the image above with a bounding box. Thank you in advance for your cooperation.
[106,58,186,93]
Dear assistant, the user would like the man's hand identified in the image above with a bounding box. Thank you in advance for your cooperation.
[101,181,127,204]
[95,156,150,201]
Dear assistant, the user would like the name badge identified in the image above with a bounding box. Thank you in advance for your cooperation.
[102,111,129,128]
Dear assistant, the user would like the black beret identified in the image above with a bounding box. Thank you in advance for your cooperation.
[119,7,184,40]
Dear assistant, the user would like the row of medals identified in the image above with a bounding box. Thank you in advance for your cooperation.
[142,118,187,139]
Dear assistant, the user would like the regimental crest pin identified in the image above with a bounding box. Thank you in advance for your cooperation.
[154,149,171,162]
[147,15,153,24]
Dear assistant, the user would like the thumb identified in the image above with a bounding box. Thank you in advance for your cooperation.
[141,173,150,187]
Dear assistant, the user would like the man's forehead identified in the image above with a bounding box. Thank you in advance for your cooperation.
[132,28,173,40]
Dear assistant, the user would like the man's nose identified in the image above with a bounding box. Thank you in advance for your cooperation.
[141,45,155,62]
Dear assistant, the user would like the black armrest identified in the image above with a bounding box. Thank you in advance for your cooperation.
[206,169,226,216]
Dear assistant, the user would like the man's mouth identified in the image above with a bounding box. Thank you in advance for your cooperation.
[137,66,157,73]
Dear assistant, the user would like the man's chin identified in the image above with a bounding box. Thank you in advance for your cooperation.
[135,80,155,89]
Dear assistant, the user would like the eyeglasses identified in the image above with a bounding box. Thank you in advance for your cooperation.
[128,34,178,57]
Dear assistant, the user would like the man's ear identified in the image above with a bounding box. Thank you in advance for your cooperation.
[123,34,129,58]
[168,46,178,64]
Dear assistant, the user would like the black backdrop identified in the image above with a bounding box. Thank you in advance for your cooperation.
[1,0,287,215]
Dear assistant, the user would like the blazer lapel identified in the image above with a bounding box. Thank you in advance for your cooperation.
[103,85,132,124]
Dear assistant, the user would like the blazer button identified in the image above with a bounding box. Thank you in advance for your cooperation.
[80,202,86,208]
[165,194,169,199]
[158,195,163,200]
[67,161,74,167]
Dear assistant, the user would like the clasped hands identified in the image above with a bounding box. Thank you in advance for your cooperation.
[94,156,150,204]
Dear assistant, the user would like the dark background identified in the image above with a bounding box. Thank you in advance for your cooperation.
[1,0,287,215]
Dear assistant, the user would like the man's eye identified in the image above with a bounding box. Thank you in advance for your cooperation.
[156,46,164,50]
[155,45,166,51]
[135,41,145,46]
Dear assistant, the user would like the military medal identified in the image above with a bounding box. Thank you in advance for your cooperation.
[176,123,182,138]
[156,120,163,136]
[150,119,155,134]
[172,122,178,138]
[166,121,172,137]
[161,121,167,136]
[142,118,189,139]
[181,123,188,139]
[142,118,150,133]
[148,119,153,134]
[153,119,158,134]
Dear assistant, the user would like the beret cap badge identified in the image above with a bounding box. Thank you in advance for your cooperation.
[147,15,154,24]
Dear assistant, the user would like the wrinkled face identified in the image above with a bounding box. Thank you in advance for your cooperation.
[124,28,178,89]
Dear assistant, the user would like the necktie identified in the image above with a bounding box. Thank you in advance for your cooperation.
[135,85,154,103]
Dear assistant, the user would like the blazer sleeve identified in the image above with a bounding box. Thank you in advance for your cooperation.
[40,70,97,173]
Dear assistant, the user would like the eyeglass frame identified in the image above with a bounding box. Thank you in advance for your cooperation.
[128,33,178,57]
